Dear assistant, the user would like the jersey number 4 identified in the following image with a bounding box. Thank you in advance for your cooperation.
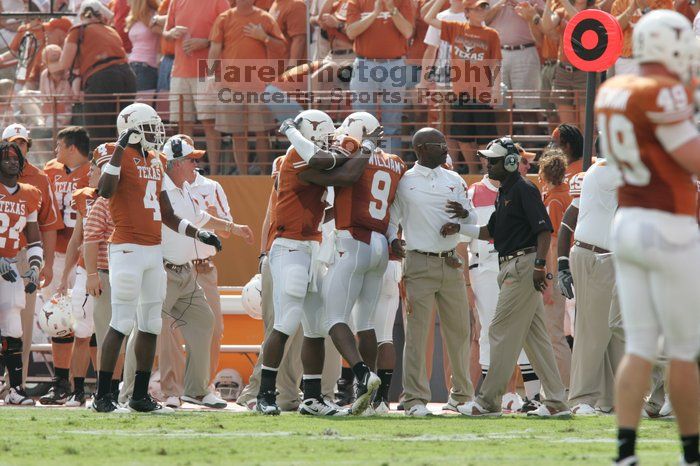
[0,213,25,250]
[369,171,392,221]
[144,180,162,221]
[597,113,650,187]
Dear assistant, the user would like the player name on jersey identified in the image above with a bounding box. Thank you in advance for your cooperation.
[595,87,631,111]
[368,151,404,174]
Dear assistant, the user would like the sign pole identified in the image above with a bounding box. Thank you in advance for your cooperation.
[582,71,597,171]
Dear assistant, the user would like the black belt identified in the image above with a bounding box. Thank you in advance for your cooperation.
[573,240,610,254]
[164,260,190,273]
[502,42,535,51]
[557,61,576,73]
[498,247,537,265]
[357,55,404,62]
[332,49,355,55]
[192,257,213,266]
[412,249,455,258]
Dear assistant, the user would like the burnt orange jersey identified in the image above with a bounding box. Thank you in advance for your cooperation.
[273,148,327,242]
[71,187,98,268]
[334,150,407,244]
[595,74,696,216]
[565,158,584,199]
[44,159,90,253]
[109,148,166,246]
[19,162,62,232]
[265,155,285,252]
[0,182,41,259]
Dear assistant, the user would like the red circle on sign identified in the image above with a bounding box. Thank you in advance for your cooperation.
[563,9,623,72]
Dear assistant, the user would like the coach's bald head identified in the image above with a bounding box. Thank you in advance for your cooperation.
[413,127,448,169]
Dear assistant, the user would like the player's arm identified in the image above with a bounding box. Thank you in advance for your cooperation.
[655,120,700,176]
[22,217,43,294]
[40,229,56,287]
[98,129,139,198]
[57,212,83,295]
[296,148,371,187]
[159,190,223,251]
[555,203,577,298]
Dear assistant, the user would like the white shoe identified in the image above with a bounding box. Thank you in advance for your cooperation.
[165,396,181,408]
[374,401,390,414]
[526,404,571,418]
[596,406,614,414]
[442,396,461,413]
[406,403,433,417]
[299,398,349,416]
[182,393,227,409]
[612,455,639,465]
[501,392,524,412]
[571,403,596,415]
[5,386,35,406]
[458,400,501,417]
[659,396,673,417]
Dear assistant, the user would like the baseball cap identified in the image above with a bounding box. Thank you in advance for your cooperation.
[478,137,517,159]
[162,136,205,161]
[79,0,114,20]
[515,143,536,162]
[3,123,30,142]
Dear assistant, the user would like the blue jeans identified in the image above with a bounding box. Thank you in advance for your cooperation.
[349,57,407,155]
[130,61,158,91]
[157,55,174,92]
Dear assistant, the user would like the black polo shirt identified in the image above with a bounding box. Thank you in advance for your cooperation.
[487,174,553,257]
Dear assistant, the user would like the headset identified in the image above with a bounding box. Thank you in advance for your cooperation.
[171,137,183,159]
[498,137,520,172]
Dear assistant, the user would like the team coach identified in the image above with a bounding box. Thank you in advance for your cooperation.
[448,137,570,417]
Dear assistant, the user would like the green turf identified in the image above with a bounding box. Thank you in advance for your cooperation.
[0,409,683,465]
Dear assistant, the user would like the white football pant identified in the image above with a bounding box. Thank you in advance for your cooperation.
[0,262,25,338]
[71,266,95,338]
[360,259,401,344]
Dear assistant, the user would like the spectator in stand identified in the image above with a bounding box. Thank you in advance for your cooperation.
[542,0,589,126]
[39,44,73,129]
[153,0,174,102]
[311,0,356,92]
[405,0,430,134]
[112,0,133,53]
[346,0,415,155]
[610,0,672,76]
[232,0,274,7]
[125,0,161,95]
[538,148,572,389]
[163,0,229,175]
[208,0,286,175]
[310,0,331,61]
[425,0,502,174]
[269,0,307,67]
[675,0,700,22]
[60,0,136,148]
[485,0,543,136]
[0,0,26,80]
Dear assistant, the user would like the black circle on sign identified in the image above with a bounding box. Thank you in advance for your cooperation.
[572,18,608,61]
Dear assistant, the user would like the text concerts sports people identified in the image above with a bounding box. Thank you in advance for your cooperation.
[595,11,700,466]
[92,103,222,414]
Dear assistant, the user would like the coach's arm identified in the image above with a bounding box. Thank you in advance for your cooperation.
[159,191,223,252]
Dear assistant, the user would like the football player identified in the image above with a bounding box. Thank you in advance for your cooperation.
[595,11,700,466]
[0,142,42,405]
[39,126,92,406]
[93,103,222,413]
[305,111,405,416]
[255,109,374,416]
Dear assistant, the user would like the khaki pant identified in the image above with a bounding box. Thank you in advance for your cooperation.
[121,264,213,402]
[544,283,571,389]
[477,253,567,412]
[569,246,625,407]
[236,256,303,410]
[402,251,473,408]
[193,261,224,382]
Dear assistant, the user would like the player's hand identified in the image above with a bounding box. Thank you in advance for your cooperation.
[446,200,469,219]
[278,118,298,136]
[390,238,406,258]
[0,257,18,283]
[440,222,460,237]
[362,125,384,149]
[533,268,547,292]
[234,224,254,245]
[86,273,102,297]
[196,230,223,252]
[117,128,140,148]
[55,276,69,296]
[22,265,40,293]
[40,263,53,288]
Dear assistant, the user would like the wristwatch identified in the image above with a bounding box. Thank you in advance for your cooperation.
[534,258,547,267]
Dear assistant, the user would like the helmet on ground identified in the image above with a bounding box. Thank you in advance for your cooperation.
[633,10,695,83]
[116,103,165,152]
[241,274,263,319]
[214,368,243,401]
[38,293,74,338]
[294,109,335,150]
[336,111,379,142]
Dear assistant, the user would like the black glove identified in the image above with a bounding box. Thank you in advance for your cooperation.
[557,257,574,299]
[0,257,18,283]
[196,230,222,252]
[117,128,140,148]
[361,125,384,151]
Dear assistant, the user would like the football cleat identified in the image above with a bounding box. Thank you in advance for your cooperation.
[571,403,596,415]
[299,398,349,416]
[256,391,280,416]
[406,404,433,417]
[351,371,380,416]
[182,393,227,409]
[612,455,639,466]
[526,404,572,418]
[659,396,673,417]
[519,394,542,413]
[64,390,86,407]
[165,396,181,408]
[458,401,501,417]
[5,386,35,406]
[39,380,71,405]
[128,394,174,414]
[334,377,355,407]
[91,394,129,413]
[502,392,524,412]
[442,396,461,413]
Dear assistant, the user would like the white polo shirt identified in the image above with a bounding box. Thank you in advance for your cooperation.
[188,172,232,259]
[161,175,211,266]
[574,158,621,251]
[389,163,477,253]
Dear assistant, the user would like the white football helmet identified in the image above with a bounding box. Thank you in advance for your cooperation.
[38,294,74,338]
[633,10,695,83]
[213,368,243,401]
[336,111,379,141]
[241,274,263,320]
[116,103,165,152]
[294,110,335,150]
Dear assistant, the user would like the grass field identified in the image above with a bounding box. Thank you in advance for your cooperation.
[0,407,684,465]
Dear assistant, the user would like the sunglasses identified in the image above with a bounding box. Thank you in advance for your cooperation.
[419,142,448,151]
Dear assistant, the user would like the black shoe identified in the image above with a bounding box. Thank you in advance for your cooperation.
[65,390,86,407]
[39,379,70,405]
[351,371,380,416]
[91,394,129,413]
[519,394,542,413]
[256,390,280,415]
[128,394,174,414]
[334,378,355,407]
[111,383,120,402]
